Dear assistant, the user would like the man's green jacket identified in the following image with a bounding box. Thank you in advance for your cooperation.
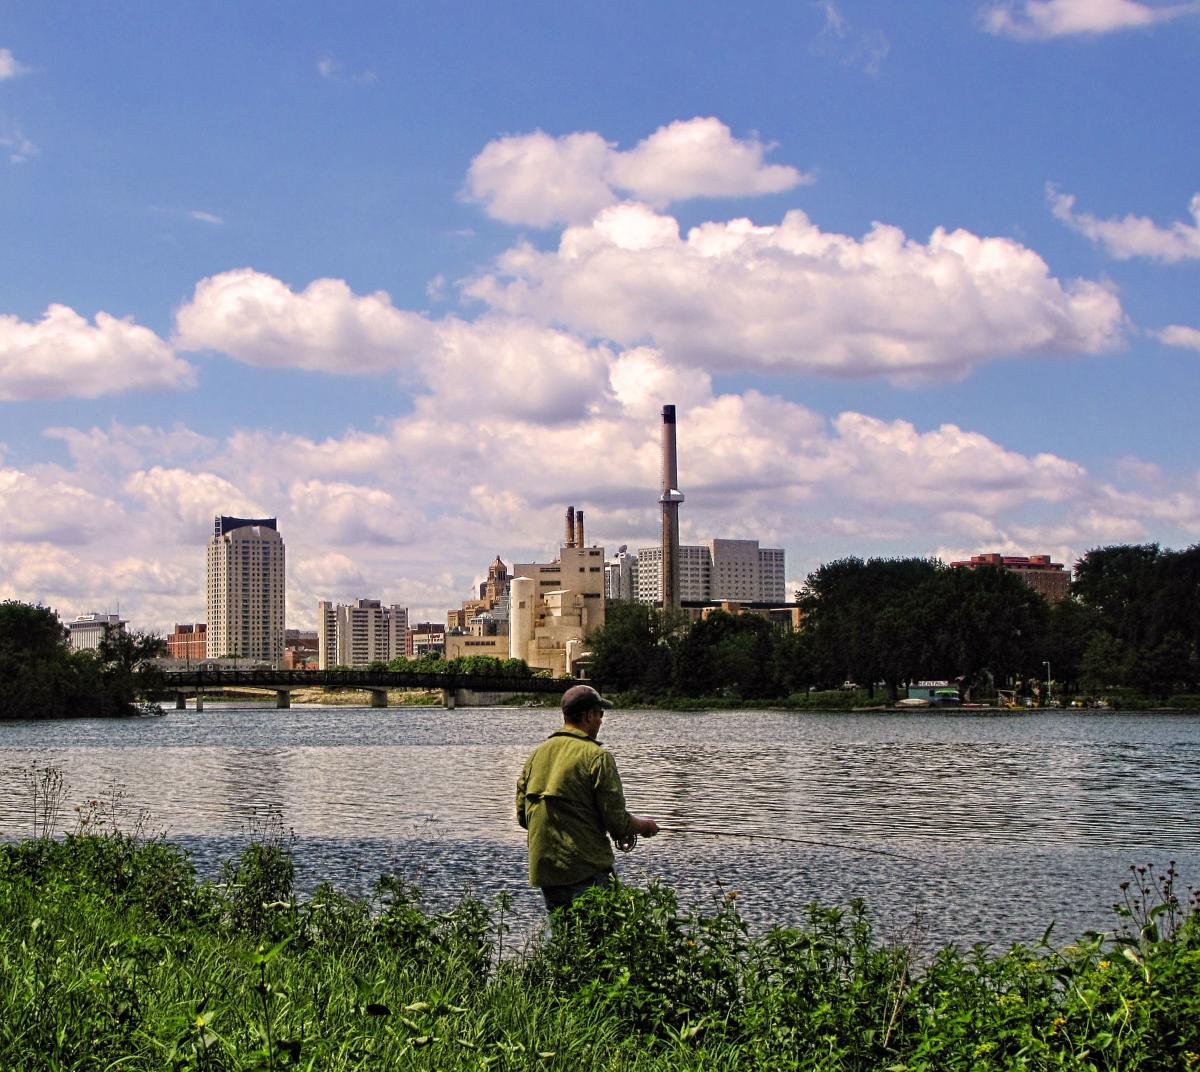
[516,727,636,887]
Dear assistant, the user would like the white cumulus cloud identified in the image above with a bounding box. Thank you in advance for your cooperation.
[0,304,195,400]
[0,47,30,80]
[425,317,613,423]
[466,203,1124,380]
[1050,187,1200,262]
[173,268,435,373]
[982,0,1200,39]
[1156,324,1200,350]
[466,117,811,227]
[8,386,1200,634]
[123,467,264,534]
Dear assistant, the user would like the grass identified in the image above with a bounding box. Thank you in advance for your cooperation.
[4,764,1200,1068]
[1,817,1197,1071]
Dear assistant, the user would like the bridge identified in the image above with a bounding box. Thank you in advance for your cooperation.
[159,667,574,710]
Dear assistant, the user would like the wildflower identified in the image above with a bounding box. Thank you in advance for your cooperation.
[1098,960,1110,970]
[1183,1051,1198,1067]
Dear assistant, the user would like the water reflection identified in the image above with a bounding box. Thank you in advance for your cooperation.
[1,706,1197,951]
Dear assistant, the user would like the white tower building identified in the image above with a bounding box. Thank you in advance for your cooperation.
[206,516,286,662]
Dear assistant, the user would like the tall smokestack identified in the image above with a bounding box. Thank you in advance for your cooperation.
[565,506,575,549]
[575,510,585,548]
[659,404,684,609]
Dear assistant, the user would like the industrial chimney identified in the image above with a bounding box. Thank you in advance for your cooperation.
[575,509,585,548]
[565,506,575,549]
[659,405,685,609]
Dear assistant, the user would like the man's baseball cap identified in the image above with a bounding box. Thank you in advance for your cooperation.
[561,684,613,718]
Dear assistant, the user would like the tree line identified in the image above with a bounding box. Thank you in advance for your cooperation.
[0,602,166,719]
[588,544,1200,703]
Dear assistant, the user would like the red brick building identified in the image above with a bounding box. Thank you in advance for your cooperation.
[167,623,207,661]
[949,553,1070,603]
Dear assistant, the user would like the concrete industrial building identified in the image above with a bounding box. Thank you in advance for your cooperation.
[317,599,408,669]
[949,553,1070,603]
[206,516,286,662]
[505,507,606,676]
[67,612,125,652]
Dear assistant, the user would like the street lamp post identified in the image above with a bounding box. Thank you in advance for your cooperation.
[1043,661,1051,707]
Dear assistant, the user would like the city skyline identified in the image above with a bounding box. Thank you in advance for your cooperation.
[2,3,1198,633]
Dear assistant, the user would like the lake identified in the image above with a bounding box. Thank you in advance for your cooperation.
[2,705,1197,952]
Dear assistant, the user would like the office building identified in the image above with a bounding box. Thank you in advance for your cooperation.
[408,622,446,657]
[167,623,207,662]
[635,539,786,604]
[67,612,125,652]
[206,516,286,662]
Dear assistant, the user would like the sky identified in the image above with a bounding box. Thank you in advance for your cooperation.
[1,0,1199,633]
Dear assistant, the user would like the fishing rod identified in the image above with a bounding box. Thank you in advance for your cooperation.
[624,824,924,862]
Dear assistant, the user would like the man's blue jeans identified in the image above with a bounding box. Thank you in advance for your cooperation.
[540,870,613,912]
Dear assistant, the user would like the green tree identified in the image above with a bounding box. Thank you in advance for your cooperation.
[797,557,944,696]
[673,611,782,699]
[1043,596,1104,696]
[935,565,1049,689]
[0,602,80,718]
[588,602,676,695]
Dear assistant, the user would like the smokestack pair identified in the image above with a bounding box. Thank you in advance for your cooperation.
[564,505,585,548]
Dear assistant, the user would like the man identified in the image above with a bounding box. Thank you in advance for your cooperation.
[516,684,659,911]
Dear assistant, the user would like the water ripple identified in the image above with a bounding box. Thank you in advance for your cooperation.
[2,706,1198,950]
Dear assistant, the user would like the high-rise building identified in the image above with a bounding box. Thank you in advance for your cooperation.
[206,516,286,662]
[317,599,408,668]
[635,545,711,603]
[635,539,786,604]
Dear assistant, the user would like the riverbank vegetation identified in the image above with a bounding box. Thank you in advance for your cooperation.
[0,601,164,720]
[1,819,1196,1071]
[591,544,1200,708]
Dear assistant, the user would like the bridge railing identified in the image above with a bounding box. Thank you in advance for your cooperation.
[160,668,573,694]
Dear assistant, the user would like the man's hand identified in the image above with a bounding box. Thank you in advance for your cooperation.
[634,817,659,838]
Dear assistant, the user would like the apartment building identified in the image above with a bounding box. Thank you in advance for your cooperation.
[205,516,286,662]
[317,599,408,669]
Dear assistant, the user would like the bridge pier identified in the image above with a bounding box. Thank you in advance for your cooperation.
[442,688,456,709]
[276,690,291,709]
[195,692,204,712]
[369,689,388,708]
[176,693,187,710]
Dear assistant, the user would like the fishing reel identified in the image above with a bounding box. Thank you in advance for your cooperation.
[615,833,638,853]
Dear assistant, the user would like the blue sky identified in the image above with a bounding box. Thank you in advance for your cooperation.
[2,0,1199,631]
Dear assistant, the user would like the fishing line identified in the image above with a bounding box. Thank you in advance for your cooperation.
[621,825,926,863]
